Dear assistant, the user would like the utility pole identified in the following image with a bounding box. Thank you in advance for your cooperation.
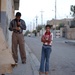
[35,16,38,31]
[35,16,38,36]
[55,0,56,20]
[40,11,44,25]
[55,0,57,37]
[29,22,32,32]
[40,10,44,35]
[35,16,38,30]
[33,19,35,31]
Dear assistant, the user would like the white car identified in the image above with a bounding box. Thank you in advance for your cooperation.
[28,34,31,37]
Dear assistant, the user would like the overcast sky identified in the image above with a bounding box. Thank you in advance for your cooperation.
[16,0,75,30]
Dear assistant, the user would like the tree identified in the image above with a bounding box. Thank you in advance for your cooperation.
[70,5,75,18]
[24,30,30,36]
[59,23,64,28]
[32,30,37,36]
[32,30,37,33]
[70,5,75,28]
[56,23,65,30]
[70,20,75,28]
[36,25,43,32]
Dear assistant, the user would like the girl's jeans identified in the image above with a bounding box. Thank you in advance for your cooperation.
[39,45,52,72]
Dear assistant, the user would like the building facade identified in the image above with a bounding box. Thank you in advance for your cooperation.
[47,19,72,28]
[47,19,75,39]
[0,0,19,44]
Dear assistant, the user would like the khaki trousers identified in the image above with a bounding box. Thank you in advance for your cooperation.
[12,32,26,63]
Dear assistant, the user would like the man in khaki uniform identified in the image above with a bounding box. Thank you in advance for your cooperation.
[9,12,26,64]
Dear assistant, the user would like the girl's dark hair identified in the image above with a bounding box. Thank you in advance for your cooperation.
[45,24,52,29]
[16,12,21,17]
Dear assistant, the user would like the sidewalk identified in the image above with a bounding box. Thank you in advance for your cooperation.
[6,44,33,75]
[6,42,40,75]
[3,31,40,75]
[65,40,75,45]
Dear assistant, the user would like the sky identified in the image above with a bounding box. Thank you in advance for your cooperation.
[16,0,75,31]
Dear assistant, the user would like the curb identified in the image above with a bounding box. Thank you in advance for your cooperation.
[65,41,75,45]
[26,44,40,75]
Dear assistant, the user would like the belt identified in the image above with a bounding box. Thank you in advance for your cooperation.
[43,44,51,46]
[13,31,22,34]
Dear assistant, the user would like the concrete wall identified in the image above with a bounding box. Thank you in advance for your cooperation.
[6,0,15,45]
[1,0,7,39]
[0,0,1,25]
[66,28,75,40]
[0,0,15,47]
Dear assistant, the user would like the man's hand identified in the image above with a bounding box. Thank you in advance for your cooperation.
[13,27,21,30]
[17,22,21,26]
[16,27,21,30]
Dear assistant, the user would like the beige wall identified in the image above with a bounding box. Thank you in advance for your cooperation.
[66,28,75,40]
[1,0,6,11]
[6,0,15,20]
[0,0,16,46]
[6,0,15,46]
[0,0,1,25]
[1,0,15,20]
[0,0,19,47]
